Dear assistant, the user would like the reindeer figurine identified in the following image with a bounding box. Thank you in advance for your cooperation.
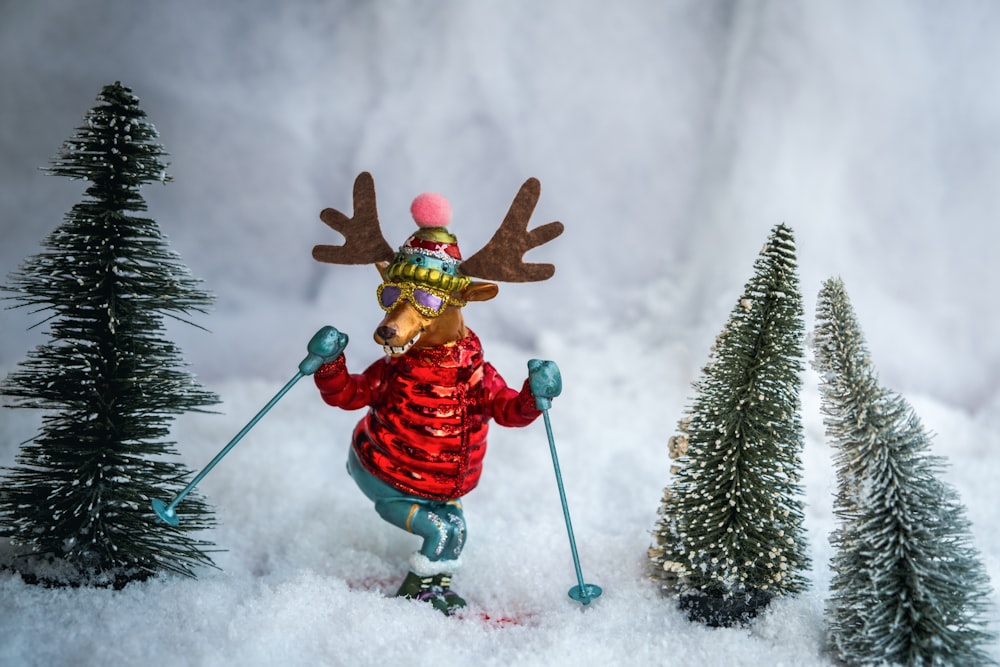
[305,172,564,614]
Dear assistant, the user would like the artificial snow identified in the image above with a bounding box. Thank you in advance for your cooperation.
[3,331,997,666]
[2,2,999,666]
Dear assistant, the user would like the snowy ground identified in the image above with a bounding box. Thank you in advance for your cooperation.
[2,319,998,666]
[2,2,999,666]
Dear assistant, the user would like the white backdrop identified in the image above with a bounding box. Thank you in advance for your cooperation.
[2,1,998,417]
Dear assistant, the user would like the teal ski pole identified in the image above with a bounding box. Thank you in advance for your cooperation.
[152,326,347,526]
[528,359,603,606]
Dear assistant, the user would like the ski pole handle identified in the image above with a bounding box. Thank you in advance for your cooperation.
[528,358,562,411]
[299,325,349,375]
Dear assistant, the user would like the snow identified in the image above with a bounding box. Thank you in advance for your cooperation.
[1,1,999,665]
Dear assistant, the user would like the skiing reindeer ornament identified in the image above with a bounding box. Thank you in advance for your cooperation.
[307,172,565,614]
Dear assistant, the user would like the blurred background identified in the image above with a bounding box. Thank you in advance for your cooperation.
[2,0,997,417]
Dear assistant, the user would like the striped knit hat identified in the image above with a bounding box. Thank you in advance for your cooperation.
[385,192,471,293]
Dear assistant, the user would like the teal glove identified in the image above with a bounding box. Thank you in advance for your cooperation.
[299,326,349,375]
[528,358,562,410]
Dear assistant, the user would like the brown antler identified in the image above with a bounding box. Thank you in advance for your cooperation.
[312,171,395,265]
[460,177,564,282]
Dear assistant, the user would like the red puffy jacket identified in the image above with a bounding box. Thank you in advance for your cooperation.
[314,330,540,500]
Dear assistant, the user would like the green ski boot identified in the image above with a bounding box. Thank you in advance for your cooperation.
[431,573,467,615]
[396,571,467,615]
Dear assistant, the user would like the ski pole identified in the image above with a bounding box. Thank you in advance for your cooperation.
[528,359,603,606]
[152,326,347,526]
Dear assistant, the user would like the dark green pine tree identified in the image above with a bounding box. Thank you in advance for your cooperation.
[814,277,996,666]
[1,82,218,585]
[649,223,810,626]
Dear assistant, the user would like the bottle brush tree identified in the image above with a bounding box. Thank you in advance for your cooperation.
[813,276,996,666]
[0,81,218,586]
[649,223,810,626]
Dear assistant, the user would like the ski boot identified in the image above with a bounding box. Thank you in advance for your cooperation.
[396,571,467,615]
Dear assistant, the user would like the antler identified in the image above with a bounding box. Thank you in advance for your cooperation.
[460,177,564,282]
[312,171,395,265]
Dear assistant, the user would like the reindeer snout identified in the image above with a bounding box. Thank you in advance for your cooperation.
[375,302,429,354]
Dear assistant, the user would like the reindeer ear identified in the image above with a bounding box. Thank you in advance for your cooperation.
[461,282,499,303]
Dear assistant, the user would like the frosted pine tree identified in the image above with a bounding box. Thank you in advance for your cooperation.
[649,223,809,626]
[0,82,218,586]
[814,277,996,666]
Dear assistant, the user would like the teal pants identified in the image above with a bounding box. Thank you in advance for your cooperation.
[347,448,466,564]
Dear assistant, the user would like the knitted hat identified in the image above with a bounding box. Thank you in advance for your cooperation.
[385,192,472,293]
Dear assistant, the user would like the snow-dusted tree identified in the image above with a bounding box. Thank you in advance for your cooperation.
[814,277,996,666]
[649,223,809,626]
[0,82,218,585]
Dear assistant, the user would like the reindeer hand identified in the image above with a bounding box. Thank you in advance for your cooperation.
[300,326,349,375]
[528,359,562,410]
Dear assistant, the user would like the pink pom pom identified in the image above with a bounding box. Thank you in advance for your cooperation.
[410,192,452,227]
